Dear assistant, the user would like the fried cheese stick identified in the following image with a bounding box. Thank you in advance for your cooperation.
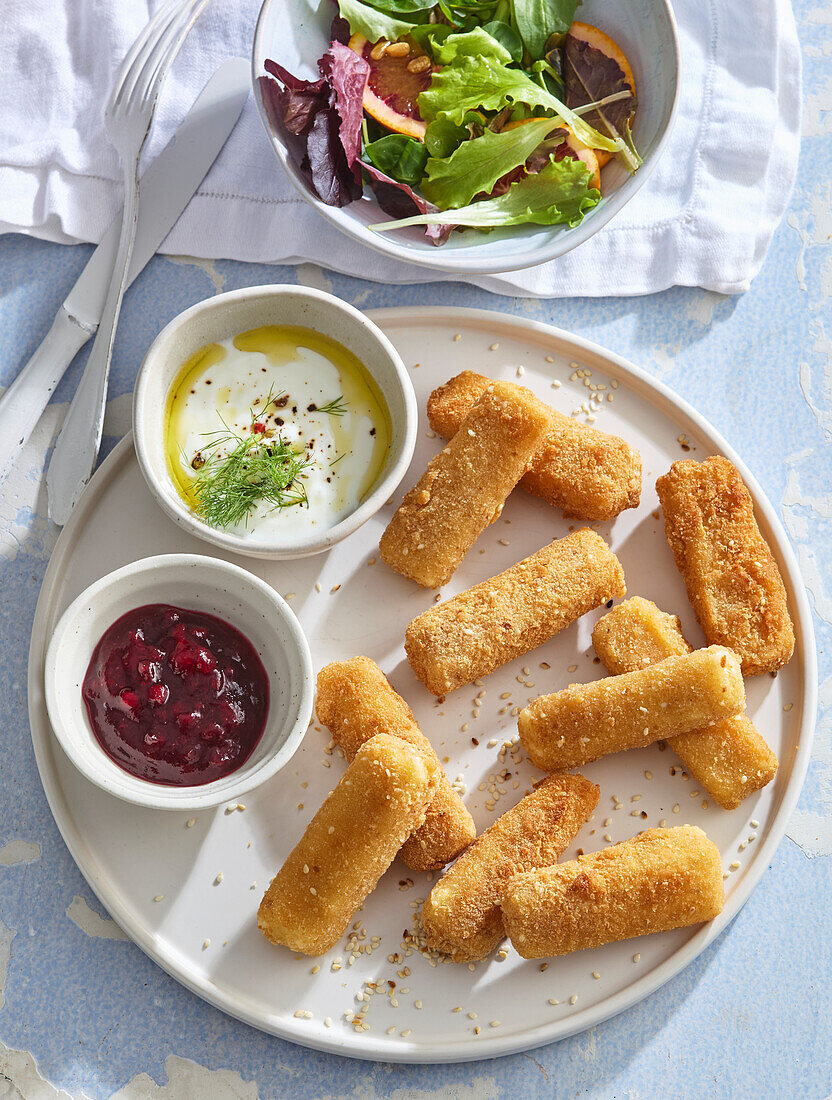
[502,825,724,958]
[656,456,794,675]
[257,733,439,955]
[379,381,552,588]
[427,371,642,520]
[592,597,778,809]
[315,657,475,870]
[421,774,599,962]
[519,646,745,772]
[405,529,626,695]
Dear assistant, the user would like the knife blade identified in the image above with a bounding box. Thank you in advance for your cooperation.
[0,57,250,487]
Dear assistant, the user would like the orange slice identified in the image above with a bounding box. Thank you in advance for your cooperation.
[348,33,431,141]
[567,22,636,167]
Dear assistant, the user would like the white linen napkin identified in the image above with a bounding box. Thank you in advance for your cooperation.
[0,0,801,297]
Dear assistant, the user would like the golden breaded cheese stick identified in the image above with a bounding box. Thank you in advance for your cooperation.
[519,645,745,772]
[315,657,475,870]
[656,456,794,676]
[421,774,599,962]
[379,381,552,588]
[405,529,626,695]
[592,598,777,809]
[257,733,439,956]
[502,825,724,958]
[427,370,642,520]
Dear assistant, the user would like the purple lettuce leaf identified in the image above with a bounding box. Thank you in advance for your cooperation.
[563,36,635,140]
[308,107,364,206]
[330,12,352,46]
[262,59,327,135]
[362,161,451,245]
[261,44,367,208]
[318,40,369,169]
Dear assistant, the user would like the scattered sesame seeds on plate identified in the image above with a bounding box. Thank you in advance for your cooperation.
[28,307,815,1063]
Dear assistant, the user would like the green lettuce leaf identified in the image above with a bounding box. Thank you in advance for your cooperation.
[421,116,561,208]
[510,0,577,59]
[481,20,524,63]
[363,133,429,185]
[424,115,470,158]
[337,0,415,43]
[370,155,600,231]
[433,27,513,65]
[418,55,620,153]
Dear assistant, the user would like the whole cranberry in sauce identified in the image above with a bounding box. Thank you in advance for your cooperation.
[82,604,269,786]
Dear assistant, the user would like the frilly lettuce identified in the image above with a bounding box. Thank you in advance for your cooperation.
[418,55,622,155]
[421,116,561,208]
[371,155,599,231]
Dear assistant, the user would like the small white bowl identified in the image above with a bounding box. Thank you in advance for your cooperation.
[44,554,314,811]
[252,0,680,275]
[133,284,417,559]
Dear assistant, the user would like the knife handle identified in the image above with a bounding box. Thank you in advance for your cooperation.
[0,309,93,486]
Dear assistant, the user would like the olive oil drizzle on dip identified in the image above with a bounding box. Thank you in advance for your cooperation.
[164,325,392,541]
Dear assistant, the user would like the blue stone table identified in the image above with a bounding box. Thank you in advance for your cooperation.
[1,3,830,1096]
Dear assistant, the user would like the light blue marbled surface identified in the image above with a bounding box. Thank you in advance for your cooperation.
[1,1,831,1096]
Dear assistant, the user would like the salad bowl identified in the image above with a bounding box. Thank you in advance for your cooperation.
[252,0,680,275]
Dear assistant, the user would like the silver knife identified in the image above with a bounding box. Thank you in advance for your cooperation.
[0,57,250,488]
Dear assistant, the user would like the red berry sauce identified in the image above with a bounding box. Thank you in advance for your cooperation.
[82,604,269,786]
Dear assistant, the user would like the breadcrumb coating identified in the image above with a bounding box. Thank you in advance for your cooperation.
[405,529,625,695]
[427,370,642,520]
[316,657,475,870]
[421,774,599,962]
[502,825,724,958]
[257,733,439,956]
[380,381,552,588]
[519,645,745,772]
[656,456,794,676]
[592,597,777,809]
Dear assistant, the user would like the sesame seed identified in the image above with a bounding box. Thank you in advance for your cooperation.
[186,818,196,828]
[401,1028,412,1037]
[453,333,461,341]
[490,343,500,351]
[633,953,641,963]
[569,994,578,1005]
[324,1017,332,1028]
[516,366,524,377]
[214,872,223,885]
[285,592,296,600]
[592,971,600,980]
[750,819,759,828]
[314,582,322,592]
[330,584,341,594]
[153,895,165,902]
[202,939,211,950]
[490,1020,501,1028]
[548,998,560,1005]
[730,860,740,871]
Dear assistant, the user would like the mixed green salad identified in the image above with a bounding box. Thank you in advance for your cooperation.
[259,0,640,244]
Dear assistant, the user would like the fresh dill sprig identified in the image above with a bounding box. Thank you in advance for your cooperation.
[316,395,348,417]
[190,395,309,530]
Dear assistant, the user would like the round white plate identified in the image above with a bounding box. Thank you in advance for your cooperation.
[28,308,816,1063]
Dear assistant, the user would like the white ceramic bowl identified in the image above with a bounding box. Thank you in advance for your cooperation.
[44,554,314,810]
[252,0,680,275]
[133,284,417,559]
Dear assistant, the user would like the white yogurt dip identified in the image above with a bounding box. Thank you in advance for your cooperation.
[165,325,391,543]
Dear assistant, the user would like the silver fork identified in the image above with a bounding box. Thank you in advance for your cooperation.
[46,0,210,525]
